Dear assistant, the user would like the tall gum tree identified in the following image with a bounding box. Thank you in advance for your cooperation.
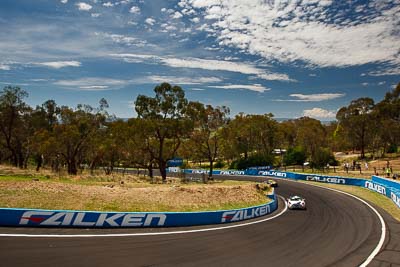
[186,102,230,182]
[336,97,375,159]
[134,83,191,182]
[0,86,30,168]
[53,101,108,175]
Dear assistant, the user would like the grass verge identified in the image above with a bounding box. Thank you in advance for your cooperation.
[301,181,400,222]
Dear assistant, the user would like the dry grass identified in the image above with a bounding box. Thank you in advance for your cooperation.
[0,168,270,212]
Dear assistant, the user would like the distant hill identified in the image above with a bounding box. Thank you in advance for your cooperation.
[275,118,336,124]
[117,117,335,124]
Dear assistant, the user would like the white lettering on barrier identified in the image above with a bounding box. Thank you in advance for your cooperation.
[390,192,400,208]
[258,171,287,178]
[40,212,74,226]
[221,205,271,223]
[219,170,245,175]
[365,181,386,195]
[73,213,96,226]
[306,176,346,184]
[191,170,209,174]
[19,211,167,227]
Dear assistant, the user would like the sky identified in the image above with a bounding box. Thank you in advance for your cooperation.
[0,0,399,120]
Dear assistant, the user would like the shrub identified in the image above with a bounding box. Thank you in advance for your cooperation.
[311,148,338,168]
[214,160,225,168]
[283,146,307,166]
[387,144,398,153]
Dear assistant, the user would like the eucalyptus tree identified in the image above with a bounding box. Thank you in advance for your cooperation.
[222,113,277,168]
[28,100,61,171]
[96,119,127,175]
[223,113,254,161]
[125,117,157,179]
[134,83,191,182]
[294,117,327,163]
[336,98,375,158]
[278,120,297,149]
[0,86,31,168]
[373,83,400,155]
[186,102,230,181]
[51,100,109,175]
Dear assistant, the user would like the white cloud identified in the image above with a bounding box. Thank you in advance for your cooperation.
[184,0,400,69]
[368,65,400,76]
[147,75,222,84]
[288,93,345,101]
[129,6,140,14]
[303,108,336,119]
[0,64,11,70]
[161,57,293,81]
[161,24,177,32]
[145,18,156,26]
[172,11,183,19]
[79,85,109,90]
[96,32,147,47]
[61,0,68,4]
[362,82,369,86]
[36,61,81,69]
[103,2,114,7]
[54,77,128,90]
[209,84,269,93]
[30,79,49,82]
[91,13,101,17]
[109,53,157,63]
[110,53,293,81]
[378,81,386,86]
[117,0,131,4]
[76,2,93,11]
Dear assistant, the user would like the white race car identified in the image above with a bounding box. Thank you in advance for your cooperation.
[287,196,306,210]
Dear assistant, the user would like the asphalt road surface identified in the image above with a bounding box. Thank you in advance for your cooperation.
[0,177,399,267]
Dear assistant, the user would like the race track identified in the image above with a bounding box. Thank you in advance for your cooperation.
[1,177,399,267]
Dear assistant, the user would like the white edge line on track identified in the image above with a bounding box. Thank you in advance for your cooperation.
[285,179,386,267]
[0,195,288,238]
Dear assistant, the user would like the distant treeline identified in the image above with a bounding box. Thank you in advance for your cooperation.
[0,82,399,181]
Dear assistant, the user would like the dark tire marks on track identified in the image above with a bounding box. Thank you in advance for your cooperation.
[0,177,399,266]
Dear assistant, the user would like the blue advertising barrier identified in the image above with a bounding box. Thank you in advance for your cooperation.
[370,176,400,208]
[0,193,277,228]
[372,176,400,191]
[390,189,400,209]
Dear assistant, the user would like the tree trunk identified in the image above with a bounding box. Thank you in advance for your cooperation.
[159,161,167,182]
[207,158,213,183]
[147,165,153,179]
[17,152,24,169]
[35,154,43,172]
[68,158,78,175]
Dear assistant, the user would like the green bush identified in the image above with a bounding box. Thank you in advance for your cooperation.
[283,146,307,166]
[214,160,225,168]
[387,144,398,153]
[311,148,338,168]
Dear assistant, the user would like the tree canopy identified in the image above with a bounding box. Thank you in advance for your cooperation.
[0,82,399,176]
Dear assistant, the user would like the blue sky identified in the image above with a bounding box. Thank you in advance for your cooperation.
[0,0,399,120]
